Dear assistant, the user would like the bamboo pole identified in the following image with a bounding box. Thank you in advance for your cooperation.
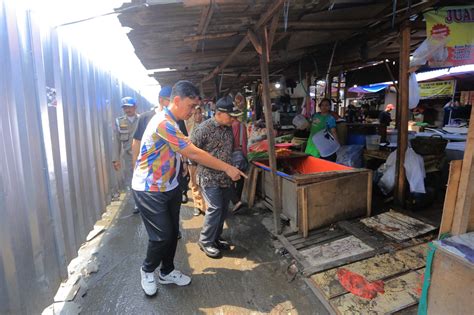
[394,22,410,205]
[259,29,282,234]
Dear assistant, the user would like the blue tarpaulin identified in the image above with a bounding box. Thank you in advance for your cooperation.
[349,83,389,94]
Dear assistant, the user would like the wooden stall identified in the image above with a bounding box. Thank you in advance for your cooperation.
[255,156,372,237]
[426,233,474,315]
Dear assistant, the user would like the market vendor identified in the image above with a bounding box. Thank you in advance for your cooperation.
[305,98,339,162]
[378,103,394,125]
[378,103,394,142]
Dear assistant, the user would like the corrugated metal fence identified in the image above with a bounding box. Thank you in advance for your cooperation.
[0,3,152,314]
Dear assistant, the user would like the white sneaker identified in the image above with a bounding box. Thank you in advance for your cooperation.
[158,270,191,286]
[140,268,157,296]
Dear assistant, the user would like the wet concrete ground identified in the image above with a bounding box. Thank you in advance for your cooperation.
[80,195,328,314]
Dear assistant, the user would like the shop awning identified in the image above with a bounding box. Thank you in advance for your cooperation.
[348,83,389,94]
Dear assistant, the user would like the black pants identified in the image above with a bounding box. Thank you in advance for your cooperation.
[133,188,181,275]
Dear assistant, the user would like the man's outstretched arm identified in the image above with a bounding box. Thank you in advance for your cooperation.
[180,144,246,181]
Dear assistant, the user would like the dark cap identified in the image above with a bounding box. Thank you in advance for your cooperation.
[216,96,243,117]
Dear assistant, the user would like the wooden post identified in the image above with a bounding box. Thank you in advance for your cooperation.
[439,160,463,237]
[326,75,332,99]
[259,29,282,234]
[343,76,348,117]
[336,70,342,115]
[305,72,311,116]
[199,82,204,98]
[214,76,221,98]
[394,22,410,206]
[325,41,338,98]
[384,60,399,92]
[451,106,474,235]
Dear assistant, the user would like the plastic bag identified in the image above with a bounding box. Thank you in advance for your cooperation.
[404,148,426,193]
[312,129,340,157]
[410,38,448,67]
[336,145,364,168]
[292,114,310,130]
[377,148,426,195]
[409,73,420,109]
[378,150,397,195]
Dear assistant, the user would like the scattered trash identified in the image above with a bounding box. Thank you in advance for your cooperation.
[54,274,81,302]
[286,260,299,282]
[53,302,81,315]
[81,257,99,276]
[86,225,106,242]
[336,268,385,299]
[278,248,289,257]
[111,192,120,201]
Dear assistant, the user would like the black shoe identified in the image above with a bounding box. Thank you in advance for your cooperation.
[215,238,231,250]
[198,242,221,258]
[177,231,182,240]
[133,205,140,214]
[193,208,201,216]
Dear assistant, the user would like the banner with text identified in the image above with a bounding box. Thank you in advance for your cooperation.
[419,80,455,99]
[425,6,474,66]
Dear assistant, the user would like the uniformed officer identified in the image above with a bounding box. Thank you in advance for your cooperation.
[112,97,140,200]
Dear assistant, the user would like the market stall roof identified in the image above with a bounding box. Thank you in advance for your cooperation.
[117,0,449,95]
[416,64,474,91]
[348,83,389,94]
[417,64,474,81]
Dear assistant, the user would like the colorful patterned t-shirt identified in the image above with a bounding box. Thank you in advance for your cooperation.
[131,107,190,192]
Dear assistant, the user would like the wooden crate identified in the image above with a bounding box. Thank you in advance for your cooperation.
[427,234,474,315]
[261,166,372,236]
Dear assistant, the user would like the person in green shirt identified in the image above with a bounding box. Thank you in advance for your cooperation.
[305,98,339,161]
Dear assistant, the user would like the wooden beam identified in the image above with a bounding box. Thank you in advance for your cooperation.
[191,4,215,52]
[394,22,410,206]
[183,0,240,7]
[451,106,474,235]
[254,0,285,30]
[259,28,282,235]
[336,70,342,113]
[264,26,270,63]
[247,29,262,55]
[184,31,238,42]
[286,20,373,29]
[268,12,280,49]
[325,41,337,98]
[214,75,221,98]
[305,72,311,115]
[201,0,285,83]
[384,60,399,92]
[439,160,463,237]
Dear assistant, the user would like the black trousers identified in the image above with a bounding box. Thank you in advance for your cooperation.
[133,188,181,275]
